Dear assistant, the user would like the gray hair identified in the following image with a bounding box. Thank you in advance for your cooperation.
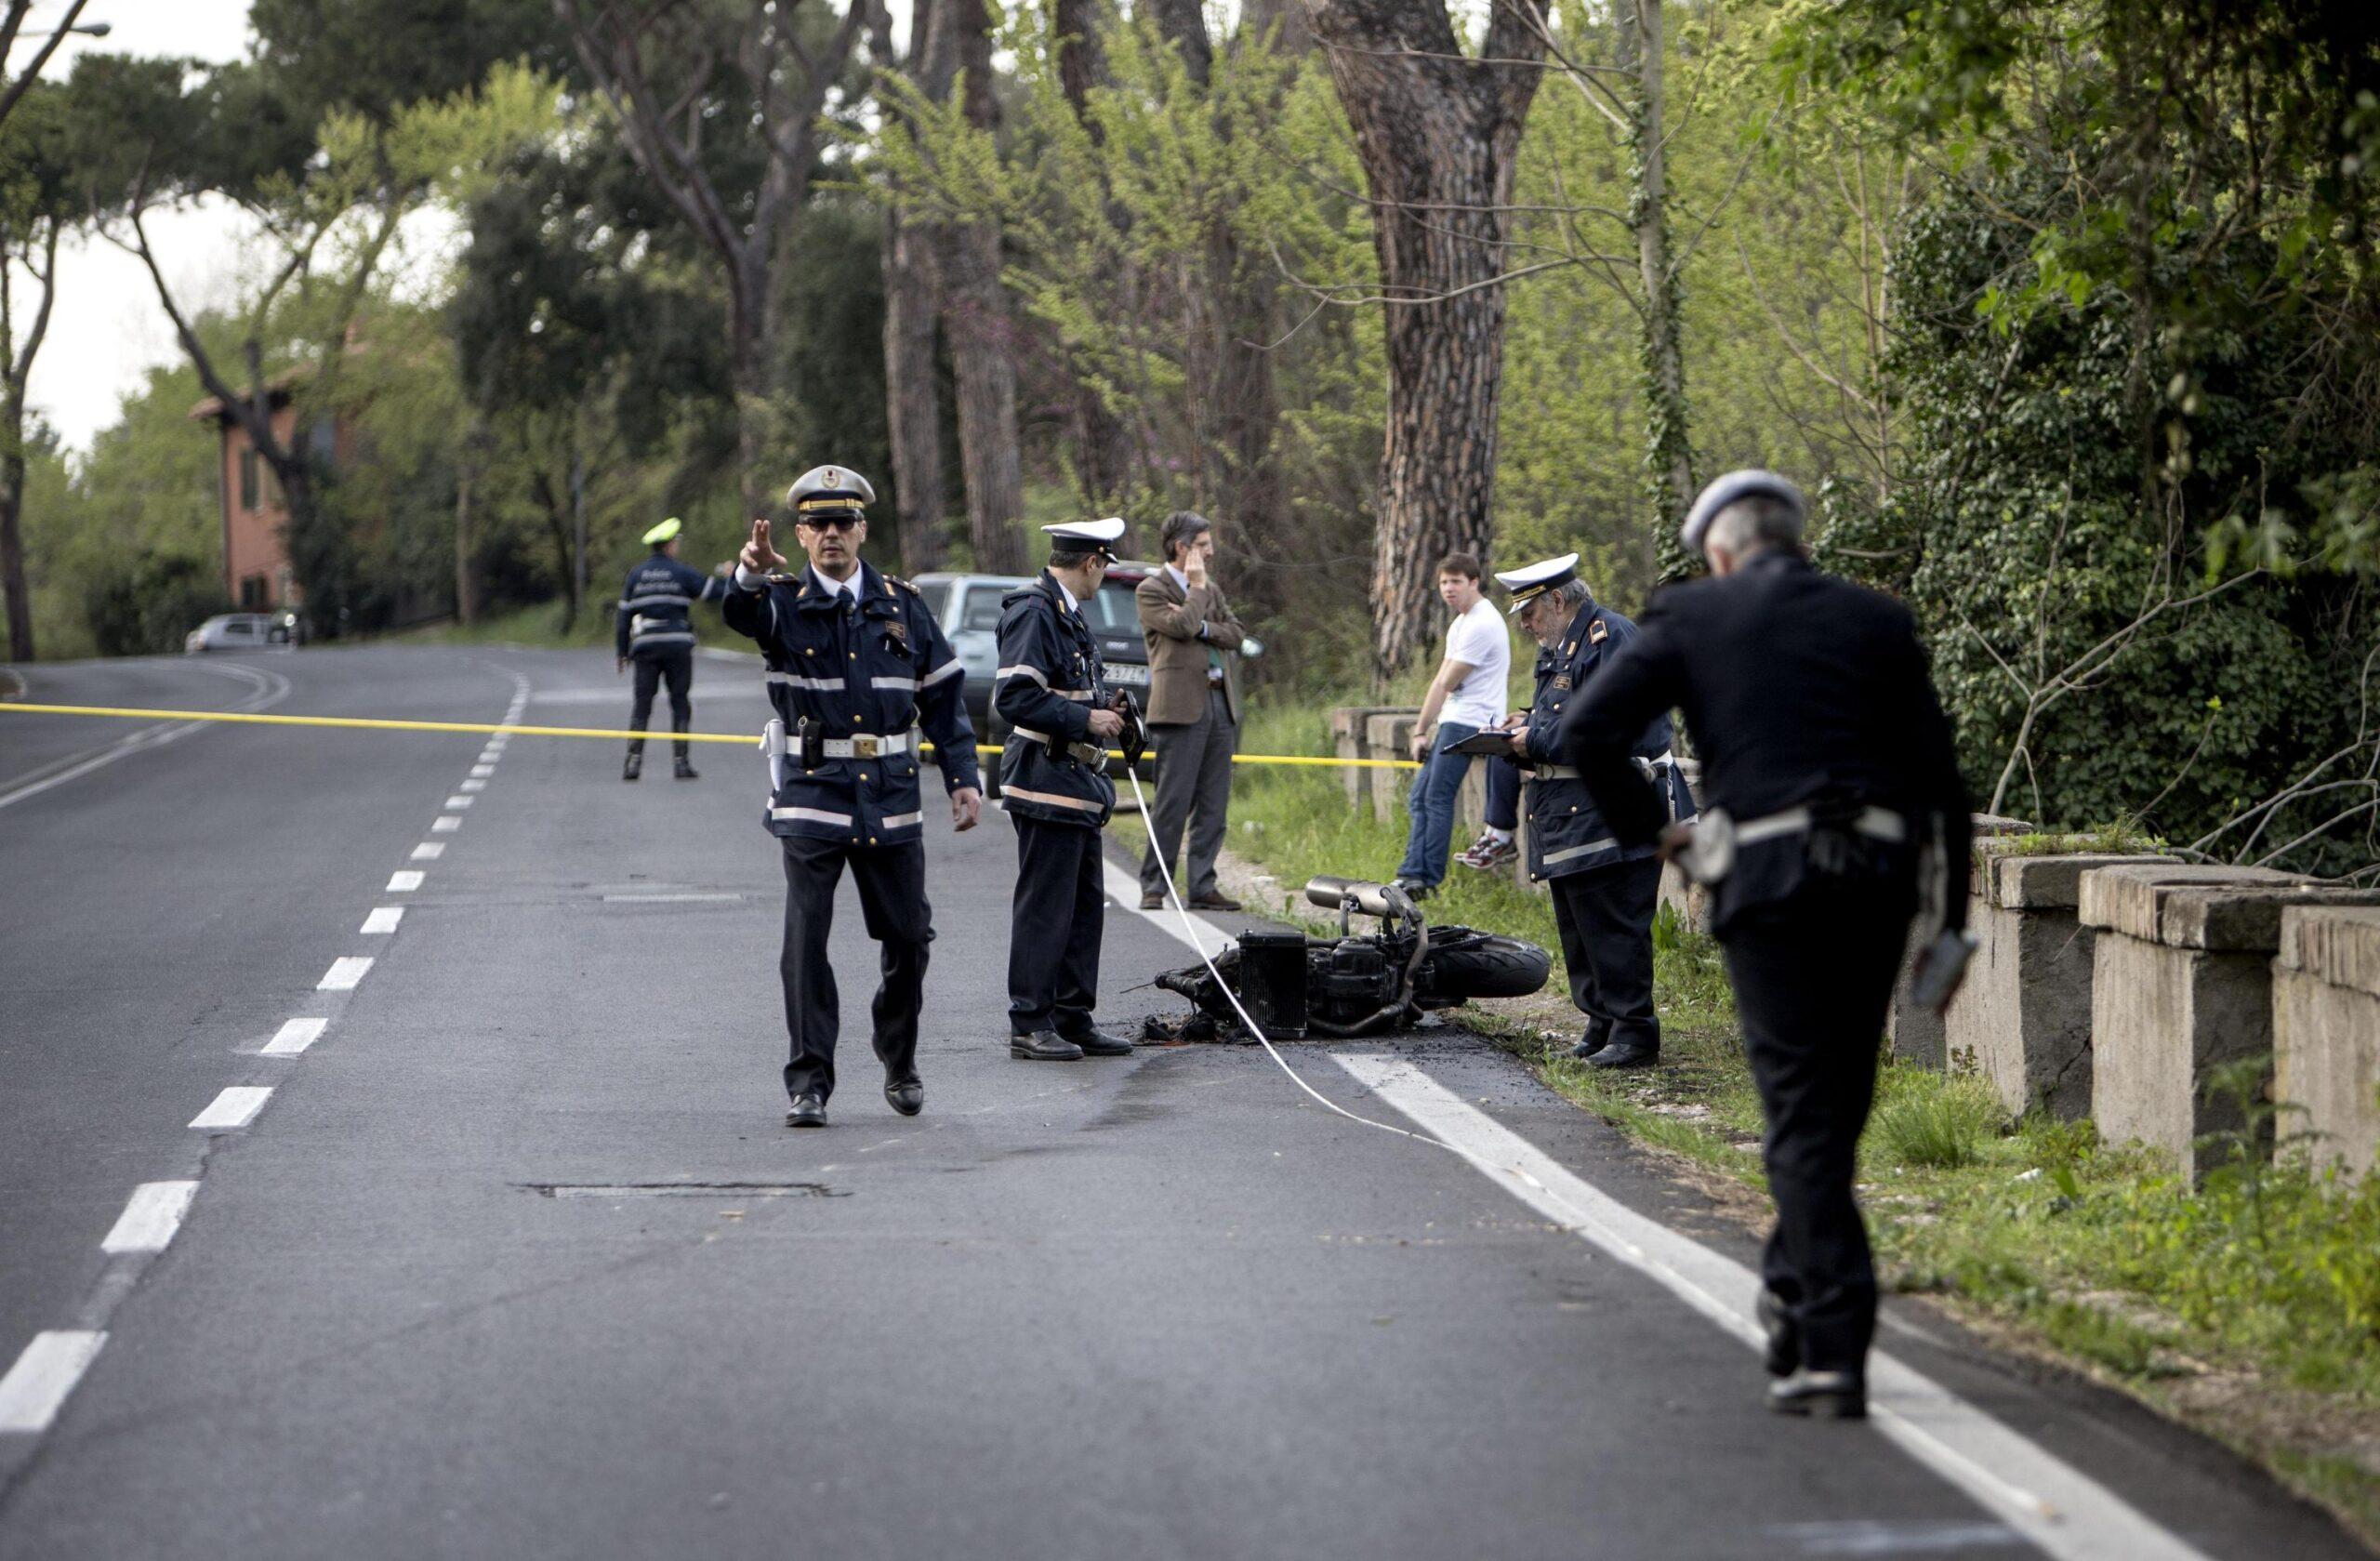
[1160,510,1211,562]
[1703,495,1805,558]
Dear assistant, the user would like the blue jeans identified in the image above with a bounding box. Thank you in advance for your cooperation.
[1395,722,1481,888]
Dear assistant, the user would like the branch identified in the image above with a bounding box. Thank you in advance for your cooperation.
[0,0,89,134]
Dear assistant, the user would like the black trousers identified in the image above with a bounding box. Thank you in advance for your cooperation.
[628,647,694,758]
[1722,881,1912,1374]
[1550,856,1662,1053]
[1139,687,1237,901]
[778,835,932,1103]
[1008,815,1105,1037]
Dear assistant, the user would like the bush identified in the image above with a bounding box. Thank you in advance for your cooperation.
[1866,1068,2006,1171]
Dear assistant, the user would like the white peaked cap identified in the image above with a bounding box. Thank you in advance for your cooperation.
[1493,552,1580,616]
[1681,470,1805,551]
[1042,516,1128,545]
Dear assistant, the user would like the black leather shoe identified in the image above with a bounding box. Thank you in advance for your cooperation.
[1140,892,1164,910]
[1586,1041,1659,1070]
[1011,1030,1085,1062]
[1757,1289,1801,1378]
[785,1093,827,1128]
[884,1077,923,1117]
[1767,1369,1865,1420]
[1188,893,1243,912]
[1567,1030,1609,1061]
[674,757,698,780]
[622,751,642,782]
[1063,1026,1134,1057]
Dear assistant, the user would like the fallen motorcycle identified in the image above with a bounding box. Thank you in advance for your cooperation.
[1151,876,1552,1041]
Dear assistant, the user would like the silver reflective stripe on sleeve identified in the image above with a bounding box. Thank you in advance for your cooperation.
[770,806,855,827]
[920,659,964,687]
[766,672,849,692]
[1055,689,1096,702]
[881,812,924,829]
[1540,836,1620,866]
[997,664,1049,687]
[871,676,919,692]
[999,786,1104,813]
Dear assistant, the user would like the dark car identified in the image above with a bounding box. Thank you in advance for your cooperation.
[912,564,1156,791]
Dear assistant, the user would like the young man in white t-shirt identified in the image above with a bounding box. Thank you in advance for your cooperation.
[1391,553,1512,897]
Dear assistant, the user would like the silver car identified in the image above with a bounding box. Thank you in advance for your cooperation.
[184,613,298,653]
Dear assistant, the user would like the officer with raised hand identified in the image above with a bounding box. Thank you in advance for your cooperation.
[723,466,984,1130]
[998,517,1135,1063]
[1559,470,1974,1421]
[1496,554,1692,1069]
[615,516,730,781]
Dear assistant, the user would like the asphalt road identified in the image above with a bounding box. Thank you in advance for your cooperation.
[0,645,2364,1560]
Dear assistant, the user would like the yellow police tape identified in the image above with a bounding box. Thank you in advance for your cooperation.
[0,701,1426,770]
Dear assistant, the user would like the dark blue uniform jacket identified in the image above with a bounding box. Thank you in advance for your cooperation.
[1558,551,1972,933]
[1521,599,1693,882]
[615,554,725,659]
[721,561,980,845]
[995,571,1115,829]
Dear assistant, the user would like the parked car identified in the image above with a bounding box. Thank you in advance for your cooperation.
[184,612,299,654]
[911,564,1157,791]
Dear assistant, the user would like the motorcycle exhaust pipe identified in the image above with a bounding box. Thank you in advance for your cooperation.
[1303,875,1410,919]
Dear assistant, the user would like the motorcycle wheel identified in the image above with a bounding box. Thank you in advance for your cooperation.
[1423,933,1553,1000]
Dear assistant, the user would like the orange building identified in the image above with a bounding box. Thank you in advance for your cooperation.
[192,384,339,612]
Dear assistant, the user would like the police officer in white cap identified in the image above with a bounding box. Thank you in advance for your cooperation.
[723,466,985,1129]
[996,517,1137,1062]
[1491,552,1693,1068]
[1558,470,1974,1419]
[615,515,730,781]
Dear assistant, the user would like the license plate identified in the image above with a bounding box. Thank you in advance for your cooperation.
[1106,664,1149,685]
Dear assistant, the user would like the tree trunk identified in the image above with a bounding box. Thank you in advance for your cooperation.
[1304,0,1545,671]
[729,260,775,519]
[1621,0,1694,577]
[882,0,953,573]
[0,446,30,663]
[942,0,1026,572]
[1051,0,1135,510]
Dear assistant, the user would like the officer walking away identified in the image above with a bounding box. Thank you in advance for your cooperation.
[722,467,985,1130]
[1559,471,1974,1419]
[1496,554,1693,1069]
[1135,510,1248,912]
[998,517,1136,1063]
[615,516,730,782]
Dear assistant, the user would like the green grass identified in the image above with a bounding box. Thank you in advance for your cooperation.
[1221,701,2380,1544]
[383,600,621,652]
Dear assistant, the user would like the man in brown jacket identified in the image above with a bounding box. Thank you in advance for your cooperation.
[1134,511,1249,910]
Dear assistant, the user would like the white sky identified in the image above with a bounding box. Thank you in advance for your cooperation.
[32,1,262,455]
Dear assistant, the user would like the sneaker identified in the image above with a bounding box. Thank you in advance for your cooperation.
[1457,833,1516,870]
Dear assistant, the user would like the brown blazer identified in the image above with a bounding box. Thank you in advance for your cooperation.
[1136,568,1247,726]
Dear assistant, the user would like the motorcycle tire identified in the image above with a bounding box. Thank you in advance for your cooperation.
[1422,933,1553,1000]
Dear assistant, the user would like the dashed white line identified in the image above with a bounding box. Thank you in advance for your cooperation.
[360,907,403,934]
[387,870,425,892]
[262,1017,329,1056]
[430,815,461,833]
[410,842,445,861]
[469,764,495,777]
[459,778,487,793]
[0,1331,107,1434]
[99,1182,200,1254]
[319,956,375,990]
[444,795,472,810]
[189,1087,272,1131]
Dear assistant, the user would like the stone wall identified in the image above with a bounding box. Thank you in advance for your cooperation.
[1885,816,2036,1069]
[2274,905,2380,1179]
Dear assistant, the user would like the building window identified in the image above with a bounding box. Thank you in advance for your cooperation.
[240,575,269,609]
[239,448,259,510]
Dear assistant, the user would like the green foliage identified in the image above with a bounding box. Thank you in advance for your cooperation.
[1867,1066,2005,1171]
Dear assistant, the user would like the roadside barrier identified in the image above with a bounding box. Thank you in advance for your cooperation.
[0,702,1424,770]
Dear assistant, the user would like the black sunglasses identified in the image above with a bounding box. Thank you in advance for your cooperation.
[799,512,864,532]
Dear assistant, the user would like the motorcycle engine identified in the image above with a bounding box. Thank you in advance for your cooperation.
[1310,938,1397,1022]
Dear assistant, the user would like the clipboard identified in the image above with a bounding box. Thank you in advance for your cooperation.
[1446,730,1519,757]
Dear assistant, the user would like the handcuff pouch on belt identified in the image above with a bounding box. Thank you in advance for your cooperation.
[795,715,824,771]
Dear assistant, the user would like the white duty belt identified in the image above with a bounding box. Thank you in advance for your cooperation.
[1527,749,1674,783]
[1682,802,1907,885]
[818,731,914,759]
[1011,725,1109,768]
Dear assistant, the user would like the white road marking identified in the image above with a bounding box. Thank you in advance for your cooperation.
[262,1017,328,1056]
[1331,1054,2213,1561]
[459,778,486,793]
[360,907,403,934]
[477,751,501,764]
[0,663,291,812]
[410,842,444,861]
[318,956,374,990]
[189,1087,271,1131]
[430,815,461,833]
[100,1181,201,1254]
[387,870,425,893]
[1100,856,1235,958]
[469,764,496,777]
[444,795,472,810]
[528,686,762,705]
[0,1331,107,1434]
